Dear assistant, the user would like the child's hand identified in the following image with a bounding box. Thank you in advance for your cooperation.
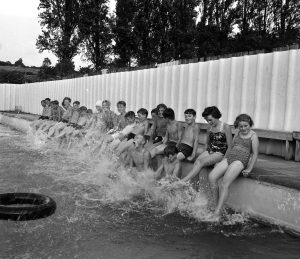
[187,155,195,161]
[242,169,251,177]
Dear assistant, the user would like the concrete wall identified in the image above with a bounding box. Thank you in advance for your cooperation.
[1,49,300,131]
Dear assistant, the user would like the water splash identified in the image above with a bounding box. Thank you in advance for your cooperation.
[27,128,248,226]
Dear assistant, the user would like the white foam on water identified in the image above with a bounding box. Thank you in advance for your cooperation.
[26,127,248,225]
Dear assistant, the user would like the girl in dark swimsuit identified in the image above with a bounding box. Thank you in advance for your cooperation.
[182,106,232,182]
[208,114,259,221]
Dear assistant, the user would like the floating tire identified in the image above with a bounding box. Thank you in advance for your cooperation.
[0,193,56,221]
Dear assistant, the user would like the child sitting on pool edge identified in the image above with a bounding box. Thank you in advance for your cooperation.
[173,109,199,178]
[208,114,259,221]
[155,145,180,180]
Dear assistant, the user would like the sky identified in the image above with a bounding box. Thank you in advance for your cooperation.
[0,0,116,69]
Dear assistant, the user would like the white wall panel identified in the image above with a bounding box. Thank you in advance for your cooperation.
[1,49,300,131]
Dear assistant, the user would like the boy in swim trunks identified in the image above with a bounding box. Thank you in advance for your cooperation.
[127,134,151,172]
[102,100,117,130]
[173,109,199,177]
[149,104,168,145]
[155,145,180,179]
[150,108,181,158]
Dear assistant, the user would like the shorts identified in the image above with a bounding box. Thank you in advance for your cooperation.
[153,136,163,144]
[166,141,177,147]
[39,116,49,120]
[75,125,84,130]
[177,143,193,158]
[127,132,136,141]
[61,119,69,123]
[69,123,77,128]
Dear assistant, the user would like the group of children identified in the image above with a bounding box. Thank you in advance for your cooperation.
[32,97,259,221]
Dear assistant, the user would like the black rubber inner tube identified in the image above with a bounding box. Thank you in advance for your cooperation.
[0,193,56,221]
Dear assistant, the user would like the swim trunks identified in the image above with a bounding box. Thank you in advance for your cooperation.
[166,141,177,147]
[39,116,49,120]
[127,132,136,140]
[75,125,84,130]
[153,136,163,144]
[61,119,69,123]
[177,143,193,158]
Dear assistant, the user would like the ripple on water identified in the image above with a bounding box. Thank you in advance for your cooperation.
[0,124,299,259]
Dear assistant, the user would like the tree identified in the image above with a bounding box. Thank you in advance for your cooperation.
[36,0,83,72]
[14,58,25,67]
[79,0,113,70]
[113,0,137,67]
[168,0,200,60]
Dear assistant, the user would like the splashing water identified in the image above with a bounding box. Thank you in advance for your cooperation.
[25,127,248,226]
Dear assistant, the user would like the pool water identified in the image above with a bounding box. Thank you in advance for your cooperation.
[0,124,299,259]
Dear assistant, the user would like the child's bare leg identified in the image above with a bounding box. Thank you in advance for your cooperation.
[213,161,243,218]
[116,139,134,156]
[208,159,228,209]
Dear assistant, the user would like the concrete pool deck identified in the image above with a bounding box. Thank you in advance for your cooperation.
[1,112,300,235]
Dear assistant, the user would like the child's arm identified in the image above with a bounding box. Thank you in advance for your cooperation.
[176,123,184,147]
[187,124,199,161]
[148,119,156,142]
[163,129,169,144]
[143,150,151,170]
[242,132,259,176]
[223,123,233,156]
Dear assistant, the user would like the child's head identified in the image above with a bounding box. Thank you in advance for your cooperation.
[52,100,59,108]
[164,145,178,162]
[102,100,111,111]
[234,114,253,135]
[41,100,46,107]
[202,106,221,126]
[45,98,51,106]
[157,103,167,118]
[125,111,136,124]
[79,106,87,115]
[95,100,102,112]
[117,101,126,114]
[137,108,148,122]
[133,134,147,147]
[184,109,196,124]
[163,108,175,121]
[73,101,80,110]
[62,97,71,107]
[151,108,158,119]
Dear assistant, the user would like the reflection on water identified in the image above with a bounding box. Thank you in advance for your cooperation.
[0,124,299,259]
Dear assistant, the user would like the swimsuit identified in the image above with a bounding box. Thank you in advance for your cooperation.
[177,143,193,158]
[225,133,253,169]
[207,122,228,155]
[166,141,177,147]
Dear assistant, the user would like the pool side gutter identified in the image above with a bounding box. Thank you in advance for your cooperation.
[1,113,300,236]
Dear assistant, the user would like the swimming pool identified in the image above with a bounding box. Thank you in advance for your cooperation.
[0,124,299,259]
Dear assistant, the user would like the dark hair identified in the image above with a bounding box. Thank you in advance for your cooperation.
[137,108,148,117]
[62,97,71,107]
[53,100,59,105]
[80,106,87,111]
[151,108,158,115]
[102,100,111,106]
[117,101,126,107]
[87,109,93,114]
[41,100,46,103]
[184,109,196,116]
[234,114,254,128]
[157,103,167,110]
[202,106,222,119]
[73,101,80,105]
[164,145,178,156]
[163,108,175,120]
[45,98,50,102]
[125,111,136,119]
